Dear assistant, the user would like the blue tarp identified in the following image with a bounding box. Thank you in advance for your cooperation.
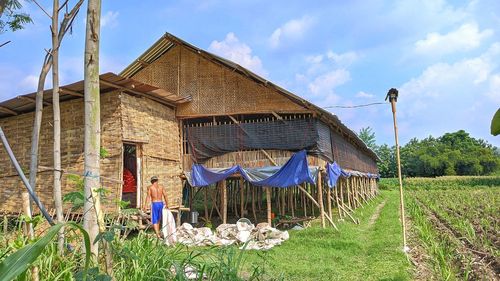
[325,162,380,188]
[188,150,318,188]
[326,162,342,188]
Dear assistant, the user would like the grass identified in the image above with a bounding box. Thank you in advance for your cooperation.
[1,189,412,280]
[243,190,411,281]
[382,176,500,280]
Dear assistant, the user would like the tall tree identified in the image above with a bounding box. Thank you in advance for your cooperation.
[27,0,83,256]
[358,127,377,151]
[83,0,103,258]
[51,0,84,254]
[0,0,32,33]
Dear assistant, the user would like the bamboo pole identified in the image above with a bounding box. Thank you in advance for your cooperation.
[3,215,7,237]
[317,172,325,228]
[302,185,307,217]
[346,176,352,209]
[0,127,54,225]
[327,183,332,220]
[297,185,338,230]
[204,187,209,222]
[240,178,244,218]
[222,180,227,224]
[266,187,272,225]
[251,185,257,223]
[330,194,358,224]
[334,183,343,219]
[386,88,408,251]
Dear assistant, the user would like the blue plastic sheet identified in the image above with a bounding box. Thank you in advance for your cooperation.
[325,162,342,188]
[325,162,380,188]
[188,150,317,188]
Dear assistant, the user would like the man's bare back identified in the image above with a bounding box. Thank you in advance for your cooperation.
[148,183,165,203]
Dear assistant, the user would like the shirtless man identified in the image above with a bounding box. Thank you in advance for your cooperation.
[146,176,168,238]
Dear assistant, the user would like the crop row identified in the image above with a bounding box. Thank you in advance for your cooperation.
[411,188,500,259]
[380,176,500,190]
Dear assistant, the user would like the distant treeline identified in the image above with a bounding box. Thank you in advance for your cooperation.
[359,128,500,178]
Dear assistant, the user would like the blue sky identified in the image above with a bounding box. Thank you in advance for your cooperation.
[1,0,499,146]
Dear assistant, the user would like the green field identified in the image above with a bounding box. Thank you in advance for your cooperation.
[401,177,500,280]
[1,176,499,280]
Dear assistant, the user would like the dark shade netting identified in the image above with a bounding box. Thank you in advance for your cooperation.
[186,118,334,163]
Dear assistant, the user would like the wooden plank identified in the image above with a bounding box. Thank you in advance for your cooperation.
[0,106,18,116]
[17,96,52,106]
[60,87,84,97]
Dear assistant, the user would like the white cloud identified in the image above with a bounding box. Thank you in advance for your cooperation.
[486,74,500,103]
[415,22,493,55]
[269,16,315,48]
[326,51,359,67]
[355,91,374,99]
[101,11,119,28]
[208,32,267,77]
[19,75,39,90]
[397,42,500,140]
[308,69,350,95]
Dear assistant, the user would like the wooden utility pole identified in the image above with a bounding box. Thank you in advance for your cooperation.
[386,88,408,252]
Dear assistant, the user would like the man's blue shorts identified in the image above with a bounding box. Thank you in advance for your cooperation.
[151,202,164,224]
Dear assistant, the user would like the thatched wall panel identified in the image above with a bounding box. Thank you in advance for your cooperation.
[120,93,182,207]
[0,92,122,214]
[131,46,306,117]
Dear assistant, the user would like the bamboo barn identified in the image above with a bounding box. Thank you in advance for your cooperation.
[0,33,379,228]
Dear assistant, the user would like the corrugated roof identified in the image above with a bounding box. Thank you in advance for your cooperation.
[0,72,192,119]
[121,33,379,161]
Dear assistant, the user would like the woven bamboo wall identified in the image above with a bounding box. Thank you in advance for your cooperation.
[331,129,378,174]
[131,46,307,117]
[0,92,123,214]
[120,93,182,208]
[183,149,326,171]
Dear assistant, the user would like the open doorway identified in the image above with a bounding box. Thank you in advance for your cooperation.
[122,143,140,208]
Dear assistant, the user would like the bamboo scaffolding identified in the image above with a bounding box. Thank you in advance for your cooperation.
[297,185,338,230]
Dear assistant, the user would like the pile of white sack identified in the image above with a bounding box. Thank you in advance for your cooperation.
[172,220,289,250]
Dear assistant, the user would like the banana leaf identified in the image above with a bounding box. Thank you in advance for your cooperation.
[0,222,90,281]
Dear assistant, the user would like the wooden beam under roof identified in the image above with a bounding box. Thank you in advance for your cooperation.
[99,78,176,108]
[17,96,52,106]
[0,106,18,116]
[60,87,84,97]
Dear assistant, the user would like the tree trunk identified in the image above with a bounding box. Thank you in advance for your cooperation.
[51,0,64,255]
[83,0,103,259]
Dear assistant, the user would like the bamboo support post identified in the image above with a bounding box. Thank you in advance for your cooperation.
[330,194,359,224]
[334,184,343,219]
[297,185,338,230]
[317,171,325,228]
[251,185,257,222]
[302,186,307,217]
[221,181,227,224]
[240,178,244,218]
[346,177,352,209]
[204,187,209,222]
[327,183,332,220]
[3,215,7,236]
[266,187,272,225]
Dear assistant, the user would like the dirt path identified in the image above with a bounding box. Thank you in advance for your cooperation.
[367,200,386,227]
